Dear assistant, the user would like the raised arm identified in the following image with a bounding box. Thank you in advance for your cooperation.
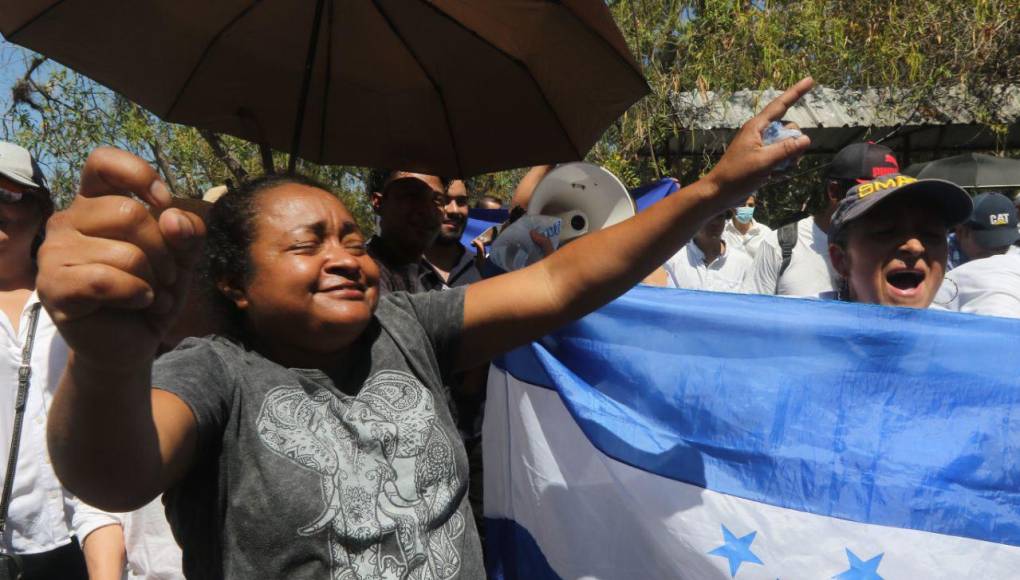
[40,148,206,511]
[458,78,813,368]
[510,164,554,211]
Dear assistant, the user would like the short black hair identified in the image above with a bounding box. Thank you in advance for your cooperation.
[203,173,334,331]
[367,168,397,196]
[474,194,503,209]
[367,168,450,198]
[805,177,857,214]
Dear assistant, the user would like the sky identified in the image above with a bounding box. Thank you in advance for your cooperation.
[0,37,63,130]
[1,38,26,106]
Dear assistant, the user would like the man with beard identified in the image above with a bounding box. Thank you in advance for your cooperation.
[424,179,482,288]
[423,179,486,539]
[663,208,752,292]
[367,170,448,294]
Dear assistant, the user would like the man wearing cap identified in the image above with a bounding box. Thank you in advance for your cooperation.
[826,174,973,308]
[933,192,1020,318]
[664,208,752,292]
[1012,192,1020,257]
[946,192,1020,270]
[0,141,104,578]
[745,142,900,297]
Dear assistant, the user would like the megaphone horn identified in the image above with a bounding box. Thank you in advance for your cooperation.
[527,162,636,243]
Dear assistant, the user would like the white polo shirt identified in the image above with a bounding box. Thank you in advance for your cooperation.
[743,216,838,297]
[664,240,752,293]
[723,219,774,261]
[932,253,1020,319]
[0,292,110,554]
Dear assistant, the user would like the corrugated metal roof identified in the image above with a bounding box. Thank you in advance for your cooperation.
[666,85,1020,156]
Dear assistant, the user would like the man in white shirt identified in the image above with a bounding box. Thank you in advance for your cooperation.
[933,252,1020,319]
[744,143,900,297]
[664,208,752,292]
[0,141,106,579]
[723,194,773,261]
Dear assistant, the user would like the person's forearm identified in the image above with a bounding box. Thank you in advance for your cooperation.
[510,165,553,211]
[48,354,164,511]
[82,524,127,580]
[460,177,730,367]
[460,78,812,369]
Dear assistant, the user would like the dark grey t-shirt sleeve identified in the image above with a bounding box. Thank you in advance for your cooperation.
[152,337,235,458]
[401,287,465,376]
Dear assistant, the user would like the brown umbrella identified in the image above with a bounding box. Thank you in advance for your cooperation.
[1,0,648,176]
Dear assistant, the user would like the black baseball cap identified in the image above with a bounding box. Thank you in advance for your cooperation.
[830,174,972,239]
[966,192,1020,249]
[827,142,900,183]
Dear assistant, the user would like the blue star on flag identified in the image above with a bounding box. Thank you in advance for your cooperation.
[708,524,764,577]
[833,548,884,580]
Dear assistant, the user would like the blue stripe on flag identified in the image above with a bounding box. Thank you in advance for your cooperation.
[485,518,560,580]
[494,285,1020,547]
[460,208,509,248]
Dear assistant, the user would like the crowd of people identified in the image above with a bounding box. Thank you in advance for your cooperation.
[663,142,1020,315]
[0,76,1017,579]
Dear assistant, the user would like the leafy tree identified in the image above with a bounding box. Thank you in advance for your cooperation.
[5,1,1020,226]
[602,0,1020,223]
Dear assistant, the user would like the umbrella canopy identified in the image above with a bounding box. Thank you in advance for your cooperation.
[1,0,648,177]
[910,153,1020,189]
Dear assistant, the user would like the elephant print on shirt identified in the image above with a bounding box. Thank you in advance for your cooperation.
[256,370,465,580]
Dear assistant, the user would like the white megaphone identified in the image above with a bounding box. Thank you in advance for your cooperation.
[527,162,636,243]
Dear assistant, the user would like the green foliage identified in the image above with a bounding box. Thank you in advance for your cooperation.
[4,1,1019,227]
[465,168,527,205]
[598,0,1020,224]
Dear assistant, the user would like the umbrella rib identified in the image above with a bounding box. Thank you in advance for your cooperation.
[370,0,464,177]
[7,0,65,39]
[164,0,263,120]
[318,0,336,162]
[415,1,585,161]
[287,0,327,173]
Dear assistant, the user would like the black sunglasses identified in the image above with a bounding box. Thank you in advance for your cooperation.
[0,186,27,204]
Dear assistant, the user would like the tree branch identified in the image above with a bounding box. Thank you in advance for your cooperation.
[148,140,181,196]
[199,129,248,183]
[259,142,275,175]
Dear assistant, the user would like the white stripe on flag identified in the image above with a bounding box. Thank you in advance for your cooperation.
[484,368,1020,579]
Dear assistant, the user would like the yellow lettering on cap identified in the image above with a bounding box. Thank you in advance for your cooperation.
[857,175,916,199]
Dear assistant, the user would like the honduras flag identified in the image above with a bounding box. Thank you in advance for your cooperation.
[484,285,1020,579]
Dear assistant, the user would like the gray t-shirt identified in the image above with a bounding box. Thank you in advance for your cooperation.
[153,288,482,580]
